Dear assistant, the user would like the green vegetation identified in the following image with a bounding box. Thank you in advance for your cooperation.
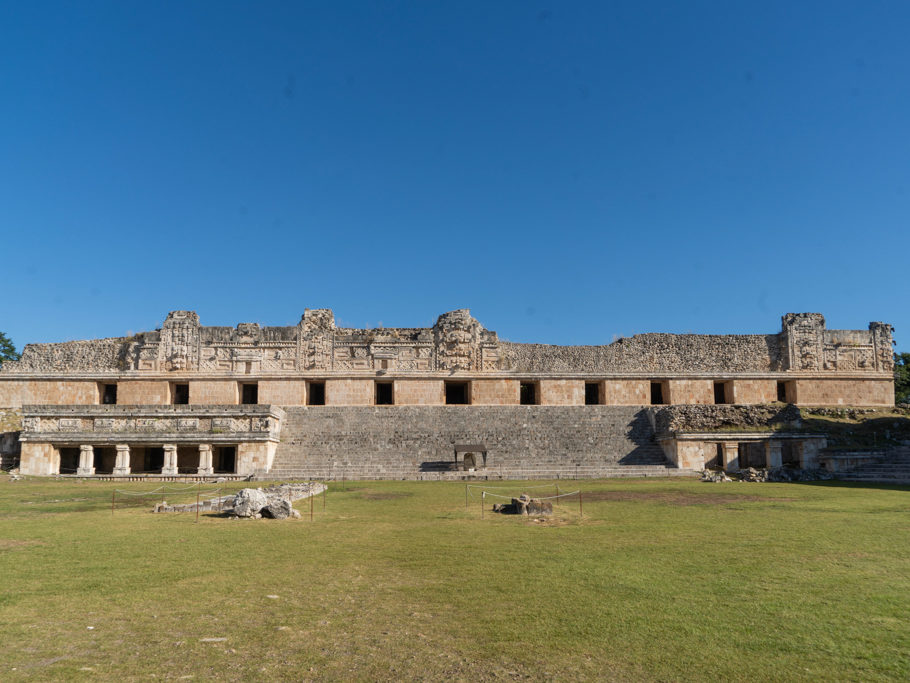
[895,352,910,404]
[1,478,908,681]
[799,408,910,450]
[702,407,910,450]
[0,331,19,369]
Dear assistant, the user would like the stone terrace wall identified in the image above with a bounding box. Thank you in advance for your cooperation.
[271,405,668,474]
[653,404,802,436]
[501,333,782,374]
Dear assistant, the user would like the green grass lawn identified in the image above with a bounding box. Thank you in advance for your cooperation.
[1,477,908,681]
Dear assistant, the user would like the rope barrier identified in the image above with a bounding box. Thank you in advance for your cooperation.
[114,484,222,496]
[466,484,559,491]
[471,489,580,501]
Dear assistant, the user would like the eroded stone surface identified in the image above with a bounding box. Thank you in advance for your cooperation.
[233,488,269,517]
[493,493,553,516]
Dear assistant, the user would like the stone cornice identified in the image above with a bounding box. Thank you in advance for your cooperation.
[0,371,895,381]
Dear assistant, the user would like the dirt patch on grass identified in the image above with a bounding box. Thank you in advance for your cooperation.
[0,539,44,551]
[580,491,794,506]
[358,491,414,501]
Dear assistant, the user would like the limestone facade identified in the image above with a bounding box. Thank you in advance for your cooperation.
[0,309,895,477]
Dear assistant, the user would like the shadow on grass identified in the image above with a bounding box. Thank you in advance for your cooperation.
[795,480,910,493]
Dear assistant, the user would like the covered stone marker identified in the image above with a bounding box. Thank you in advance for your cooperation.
[453,443,487,471]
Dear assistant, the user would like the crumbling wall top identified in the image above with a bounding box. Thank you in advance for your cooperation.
[0,310,893,376]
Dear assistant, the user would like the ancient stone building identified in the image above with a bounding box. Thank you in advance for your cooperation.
[0,309,895,478]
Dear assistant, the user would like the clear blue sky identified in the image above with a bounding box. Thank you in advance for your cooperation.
[1,2,908,348]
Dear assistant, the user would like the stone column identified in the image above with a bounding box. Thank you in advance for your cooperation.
[765,440,783,468]
[113,444,131,476]
[721,442,740,472]
[77,444,95,476]
[197,444,214,475]
[162,443,178,475]
[800,440,819,469]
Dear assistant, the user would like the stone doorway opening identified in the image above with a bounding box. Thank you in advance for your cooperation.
[445,382,470,405]
[59,447,80,474]
[143,447,165,473]
[215,446,236,474]
[585,382,601,405]
[177,446,200,474]
[520,382,538,405]
[93,447,116,474]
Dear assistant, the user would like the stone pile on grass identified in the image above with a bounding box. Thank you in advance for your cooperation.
[492,493,553,516]
[738,467,834,482]
[228,483,327,519]
[702,467,834,483]
[701,470,732,482]
[152,482,324,517]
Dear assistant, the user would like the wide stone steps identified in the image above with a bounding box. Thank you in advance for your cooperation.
[268,405,673,480]
[261,465,696,481]
[834,447,910,484]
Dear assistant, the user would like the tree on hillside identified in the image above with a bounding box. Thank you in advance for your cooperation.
[896,352,910,405]
[0,332,19,369]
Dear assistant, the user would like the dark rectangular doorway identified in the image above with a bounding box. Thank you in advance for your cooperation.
[445,382,469,405]
[173,383,189,405]
[585,382,601,405]
[650,381,666,405]
[59,447,80,474]
[215,446,236,474]
[307,382,325,406]
[241,383,258,405]
[145,447,164,473]
[375,382,393,405]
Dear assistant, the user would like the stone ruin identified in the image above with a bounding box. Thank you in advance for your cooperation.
[492,493,553,516]
[0,309,897,481]
[152,482,325,518]
[701,467,834,483]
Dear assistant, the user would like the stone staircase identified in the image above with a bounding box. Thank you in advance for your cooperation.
[263,405,692,481]
[835,446,910,484]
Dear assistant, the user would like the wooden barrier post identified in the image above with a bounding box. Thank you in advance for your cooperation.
[195,486,201,523]
[555,484,560,505]
[579,491,583,518]
[481,491,485,519]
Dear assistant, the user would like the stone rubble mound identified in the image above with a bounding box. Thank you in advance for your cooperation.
[233,488,270,517]
[492,493,553,516]
[656,404,803,434]
[228,483,324,519]
[701,470,732,482]
[263,499,294,520]
[702,467,834,483]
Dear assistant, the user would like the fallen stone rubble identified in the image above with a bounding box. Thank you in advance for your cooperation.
[701,467,834,483]
[153,482,326,517]
[656,404,802,434]
[701,470,733,482]
[230,482,326,518]
[492,493,553,515]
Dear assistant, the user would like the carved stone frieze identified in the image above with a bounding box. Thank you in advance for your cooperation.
[160,310,200,371]
[782,313,825,371]
[434,309,482,371]
[4,308,890,378]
